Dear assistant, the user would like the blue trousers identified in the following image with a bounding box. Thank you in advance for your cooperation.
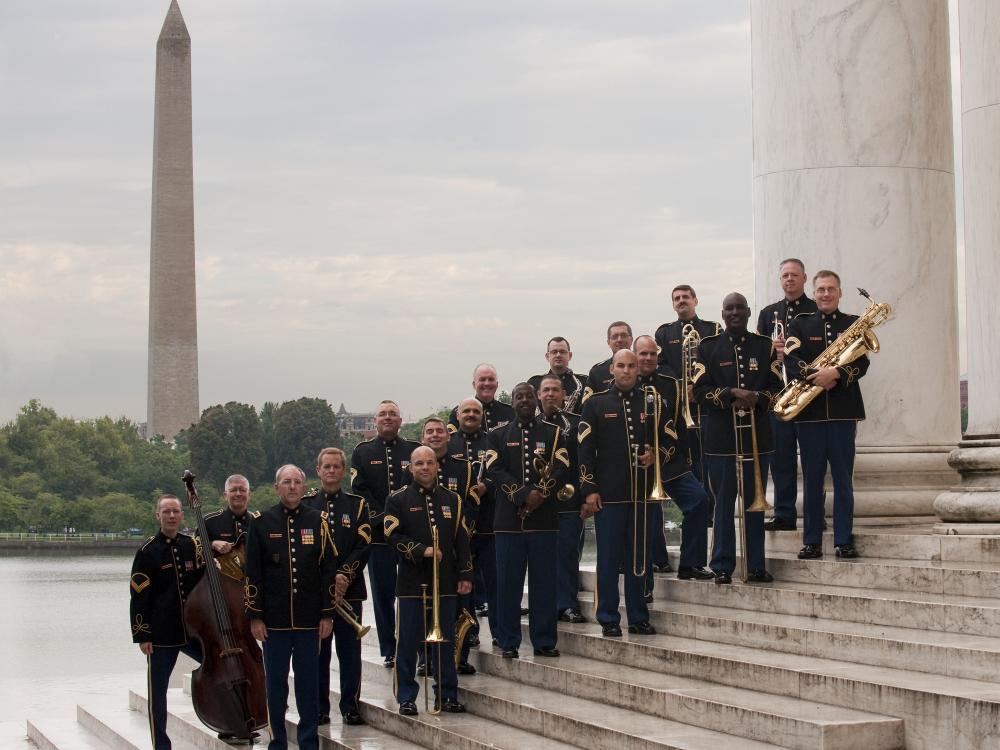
[494,530,558,650]
[147,642,202,750]
[367,544,398,658]
[471,533,497,635]
[706,454,771,575]
[318,600,362,717]
[263,629,320,750]
[798,421,857,546]
[395,597,458,705]
[688,428,716,517]
[769,415,800,524]
[594,502,648,627]
[666,471,710,569]
[557,512,585,612]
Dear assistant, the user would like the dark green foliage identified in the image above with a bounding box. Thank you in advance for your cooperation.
[186,401,266,491]
[271,397,339,473]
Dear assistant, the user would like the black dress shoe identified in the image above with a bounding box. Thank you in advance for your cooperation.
[457,661,476,675]
[415,663,426,677]
[341,710,365,726]
[533,647,560,657]
[466,633,480,647]
[520,607,530,616]
[714,571,732,585]
[501,648,519,659]
[558,607,586,623]
[627,622,656,635]
[677,567,715,581]
[442,699,466,713]
[217,732,259,743]
[764,518,797,531]
[835,544,859,559]
[652,562,673,573]
[491,637,500,648]
[317,714,331,726]
[644,592,653,603]
[601,623,623,637]
[383,655,395,668]
[399,701,418,716]
[798,544,823,559]
[746,569,774,583]
[475,603,488,615]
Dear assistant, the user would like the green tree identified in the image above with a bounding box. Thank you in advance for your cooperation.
[0,490,25,531]
[272,398,339,474]
[186,402,266,491]
[259,401,278,474]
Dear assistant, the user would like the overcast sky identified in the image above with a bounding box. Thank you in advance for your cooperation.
[0,1,966,425]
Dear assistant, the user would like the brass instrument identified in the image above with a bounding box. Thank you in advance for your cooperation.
[733,404,772,583]
[772,312,787,387]
[531,447,574,501]
[453,608,477,668]
[773,288,892,422]
[680,324,701,428]
[332,599,370,640]
[422,526,446,715]
[633,386,666,577]
[564,374,585,414]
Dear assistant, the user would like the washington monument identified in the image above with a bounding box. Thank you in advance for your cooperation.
[146,0,199,441]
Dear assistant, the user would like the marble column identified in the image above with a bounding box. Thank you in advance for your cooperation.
[751,0,960,517]
[933,0,1000,525]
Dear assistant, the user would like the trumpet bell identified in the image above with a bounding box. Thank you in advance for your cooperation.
[648,484,666,501]
[746,494,773,513]
[425,626,448,644]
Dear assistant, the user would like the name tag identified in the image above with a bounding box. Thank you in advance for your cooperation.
[161,563,173,570]
[370,460,384,465]
[269,532,283,539]
[668,339,680,345]
[603,413,618,419]
[409,506,423,512]
[219,532,233,538]
[719,360,733,366]
[507,441,520,447]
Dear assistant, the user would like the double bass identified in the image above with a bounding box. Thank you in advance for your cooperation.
[181,471,268,740]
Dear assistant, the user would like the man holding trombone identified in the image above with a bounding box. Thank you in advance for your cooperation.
[694,293,783,584]
[306,447,372,727]
[384,446,473,716]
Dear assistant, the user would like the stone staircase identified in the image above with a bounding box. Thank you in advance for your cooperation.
[23,525,1000,749]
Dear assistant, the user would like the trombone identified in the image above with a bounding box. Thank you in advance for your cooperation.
[680,324,701,428]
[772,312,788,387]
[332,599,370,640]
[421,525,446,715]
[733,404,772,583]
[633,386,666,577]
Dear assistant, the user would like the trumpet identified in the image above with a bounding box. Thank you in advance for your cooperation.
[733,404,772,583]
[332,599,370,640]
[421,525,446,715]
[680,324,701,428]
[772,312,787,387]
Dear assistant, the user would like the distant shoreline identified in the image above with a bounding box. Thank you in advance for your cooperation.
[0,538,141,552]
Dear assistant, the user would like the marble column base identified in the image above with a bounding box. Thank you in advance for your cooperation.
[933,440,1000,524]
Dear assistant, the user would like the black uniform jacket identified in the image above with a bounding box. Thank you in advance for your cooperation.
[486,417,569,532]
[756,294,818,337]
[693,330,783,456]
[305,489,371,602]
[527,370,589,413]
[448,429,495,535]
[784,310,869,422]
[540,409,583,514]
[384,483,474,599]
[244,502,337,630]
[351,435,421,544]
[448,399,514,435]
[655,317,722,379]
[578,386,687,505]
[637,371,694,475]
[200,507,252,545]
[130,531,204,646]
[584,357,614,401]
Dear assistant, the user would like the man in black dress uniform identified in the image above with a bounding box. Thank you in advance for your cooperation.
[384,446,473,716]
[306,448,371,727]
[693,293,783,584]
[783,270,870,560]
[584,321,633,400]
[756,258,818,532]
[448,364,514,433]
[486,383,569,658]
[246,464,337,750]
[528,337,589,414]
[201,474,253,557]
[350,400,420,667]
[130,495,204,750]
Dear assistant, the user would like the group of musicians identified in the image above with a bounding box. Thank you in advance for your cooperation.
[130,259,871,749]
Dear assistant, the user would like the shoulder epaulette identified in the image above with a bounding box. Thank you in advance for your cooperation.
[794,311,816,320]
[139,535,156,550]
[302,489,319,500]
[749,331,772,341]
[202,509,223,519]
[387,486,408,499]
[700,332,722,342]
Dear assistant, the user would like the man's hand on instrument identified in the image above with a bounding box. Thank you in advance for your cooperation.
[423,546,443,561]
[581,493,602,519]
[807,366,841,391]
[773,337,785,361]
[250,619,267,642]
[637,447,654,468]
[474,481,487,498]
[686,384,695,402]
[731,388,758,409]
[139,642,153,656]
[519,489,544,519]
[318,618,333,640]
[457,581,472,596]
[211,540,232,555]
[335,573,349,599]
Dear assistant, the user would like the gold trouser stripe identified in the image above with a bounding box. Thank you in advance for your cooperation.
[146,652,155,748]
[392,600,400,700]
[261,641,275,744]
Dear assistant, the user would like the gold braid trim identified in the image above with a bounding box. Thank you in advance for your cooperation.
[706,388,725,407]
[132,614,151,637]
[130,573,150,594]
[244,582,260,611]
[396,541,419,562]
[339,560,361,582]
[691,361,707,384]
[771,359,783,379]
[357,522,372,544]
[554,446,570,468]
[843,365,861,386]
[500,483,521,504]
[384,514,400,537]
[579,464,594,486]
[784,336,801,355]
[577,422,592,442]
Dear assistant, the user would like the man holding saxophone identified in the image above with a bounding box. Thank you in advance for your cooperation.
[384,446,473,716]
[783,271,870,560]
[693,293,783,584]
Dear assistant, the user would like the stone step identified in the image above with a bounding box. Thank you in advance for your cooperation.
[26,717,111,750]
[75,703,200,750]
[581,569,1000,638]
[469,641,903,750]
[357,649,787,749]
[128,689,251,749]
[575,590,1000,682]
[541,620,1000,750]
[762,526,1000,564]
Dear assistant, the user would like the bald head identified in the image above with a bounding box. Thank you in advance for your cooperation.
[410,445,439,490]
[611,349,639,390]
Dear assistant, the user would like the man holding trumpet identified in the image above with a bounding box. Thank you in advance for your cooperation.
[694,293,783,584]
[306,447,372,727]
[384,446,473,716]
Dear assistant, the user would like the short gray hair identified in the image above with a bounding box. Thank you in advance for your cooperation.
[274,464,306,483]
[224,474,250,492]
